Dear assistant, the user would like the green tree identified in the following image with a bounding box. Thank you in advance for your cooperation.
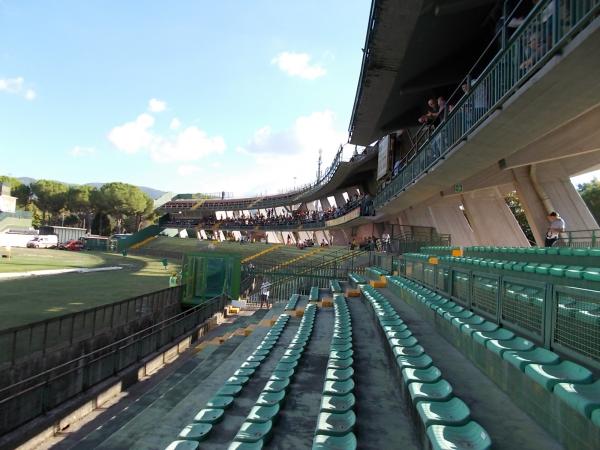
[505,191,535,244]
[99,182,149,233]
[0,175,31,207]
[31,180,69,223]
[67,185,96,231]
[578,178,600,223]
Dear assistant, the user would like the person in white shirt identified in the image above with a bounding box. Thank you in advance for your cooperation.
[545,211,565,247]
[260,280,271,309]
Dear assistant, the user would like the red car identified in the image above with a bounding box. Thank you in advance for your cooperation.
[58,240,85,251]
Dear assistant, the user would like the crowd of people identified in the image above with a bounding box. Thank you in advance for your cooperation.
[164,193,375,230]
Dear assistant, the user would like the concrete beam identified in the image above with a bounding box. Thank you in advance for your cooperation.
[502,104,600,169]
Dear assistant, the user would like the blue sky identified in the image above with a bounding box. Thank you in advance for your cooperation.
[0,0,371,195]
[2,0,597,198]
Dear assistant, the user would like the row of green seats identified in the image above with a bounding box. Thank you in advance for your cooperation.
[366,266,389,279]
[165,313,291,450]
[348,273,367,285]
[309,286,320,302]
[329,279,342,293]
[360,284,492,450]
[466,246,600,257]
[229,303,318,449]
[388,277,600,428]
[313,293,357,449]
[285,293,300,311]
[440,255,600,281]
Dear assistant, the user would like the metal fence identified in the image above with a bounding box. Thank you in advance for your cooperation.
[375,0,600,209]
[244,251,371,304]
[0,286,182,370]
[0,294,226,435]
[398,255,600,370]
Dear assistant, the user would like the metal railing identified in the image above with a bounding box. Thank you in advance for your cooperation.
[375,0,600,209]
[0,293,226,435]
[0,286,182,370]
[397,253,600,370]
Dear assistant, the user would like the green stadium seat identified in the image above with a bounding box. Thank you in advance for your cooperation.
[326,367,354,381]
[554,380,600,417]
[246,404,280,423]
[251,349,270,357]
[583,267,600,282]
[525,361,593,391]
[573,248,590,257]
[548,265,567,277]
[392,345,425,358]
[460,321,499,336]
[485,337,535,356]
[240,361,261,370]
[386,330,413,340]
[389,336,419,348]
[416,397,471,427]
[316,411,356,436]
[472,328,515,345]
[216,384,243,397]
[534,263,553,275]
[396,354,434,370]
[408,380,453,403]
[226,376,250,386]
[234,421,272,443]
[503,347,560,371]
[401,366,443,386]
[227,441,263,450]
[426,421,492,450]
[320,393,356,413]
[565,266,585,279]
[206,395,234,409]
[523,263,539,273]
[165,440,199,450]
[255,390,286,407]
[313,433,357,450]
[330,350,353,360]
[276,361,298,372]
[178,423,212,441]
[235,368,256,377]
[270,371,294,382]
[323,379,355,396]
[328,358,353,370]
[451,315,485,329]
[193,408,224,424]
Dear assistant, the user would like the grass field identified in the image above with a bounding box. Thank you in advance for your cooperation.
[0,251,180,330]
[0,247,111,273]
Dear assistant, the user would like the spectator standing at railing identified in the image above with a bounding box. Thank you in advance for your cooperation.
[260,280,271,309]
[545,211,565,247]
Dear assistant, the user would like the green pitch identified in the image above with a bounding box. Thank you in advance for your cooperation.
[0,251,180,330]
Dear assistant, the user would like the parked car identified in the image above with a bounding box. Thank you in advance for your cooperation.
[26,235,58,249]
[58,239,85,251]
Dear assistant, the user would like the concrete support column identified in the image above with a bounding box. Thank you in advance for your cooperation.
[461,187,529,246]
[334,192,347,207]
[513,162,599,246]
[331,229,347,246]
[319,197,331,210]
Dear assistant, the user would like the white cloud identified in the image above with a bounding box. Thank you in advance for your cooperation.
[0,76,36,100]
[70,146,96,157]
[148,98,167,112]
[150,126,225,163]
[271,52,326,80]
[177,164,202,176]
[170,118,181,130]
[233,110,347,195]
[108,113,225,163]
[107,113,155,154]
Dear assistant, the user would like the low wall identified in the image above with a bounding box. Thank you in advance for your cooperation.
[0,287,182,388]
[0,294,226,436]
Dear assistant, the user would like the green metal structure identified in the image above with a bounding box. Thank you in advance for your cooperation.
[180,252,241,307]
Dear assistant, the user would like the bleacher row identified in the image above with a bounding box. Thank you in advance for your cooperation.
[392,247,600,449]
[166,314,291,448]
[360,284,492,450]
[229,303,318,448]
[313,293,356,448]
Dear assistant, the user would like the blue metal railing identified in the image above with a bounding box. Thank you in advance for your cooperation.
[375,0,600,209]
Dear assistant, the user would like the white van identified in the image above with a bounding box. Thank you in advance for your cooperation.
[26,235,58,249]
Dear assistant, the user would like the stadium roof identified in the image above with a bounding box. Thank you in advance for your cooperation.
[349,0,501,146]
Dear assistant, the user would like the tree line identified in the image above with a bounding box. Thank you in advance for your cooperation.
[0,176,157,235]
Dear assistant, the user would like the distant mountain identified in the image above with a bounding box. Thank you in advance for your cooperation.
[16,177,168,200]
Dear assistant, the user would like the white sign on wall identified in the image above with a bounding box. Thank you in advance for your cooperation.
[377,135,391,180]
